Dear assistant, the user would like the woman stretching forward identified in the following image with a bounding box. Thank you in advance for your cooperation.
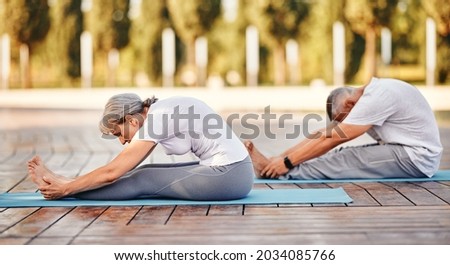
[28,94,254,200]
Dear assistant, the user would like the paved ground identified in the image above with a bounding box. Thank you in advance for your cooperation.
[0,108,449,244]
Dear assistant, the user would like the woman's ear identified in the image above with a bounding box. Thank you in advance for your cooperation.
[124,114,133,123]
[128,115,140,126]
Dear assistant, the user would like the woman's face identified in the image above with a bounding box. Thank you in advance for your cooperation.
[112,116,141,145]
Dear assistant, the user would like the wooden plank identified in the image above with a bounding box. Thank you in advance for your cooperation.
[91,207,141,226]
[170,205,210,217]
[0,207,71,238]
[384,182,448,206]
[267,183,301,189]
[355,182,414,206]
[297,183,332,189]
[327,183,380,207]
[8,176,39,193]
[426,188,450,205]
[128,206,175,225]
[0,173,28,193]
[0,237,30,245]
[33,131,53,161]
[72,233,370,245]
[413,181,450,189]
[0,208,38,232]
[367,231,450,244]
[64,152,92,177]
[28,237,73,245]
[78,152,111,175]
[6,131,35,165]
[38,206,106,237]
[66,131,92,153]
[437,181,450,187]
[208,205,243,216]
[78,207,450,239]
[49,129,73,154]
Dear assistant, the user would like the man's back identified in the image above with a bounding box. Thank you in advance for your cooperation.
[344,77,443,177]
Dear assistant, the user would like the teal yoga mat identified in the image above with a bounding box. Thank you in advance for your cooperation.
[0,188,351,208]
[254,170,450,184]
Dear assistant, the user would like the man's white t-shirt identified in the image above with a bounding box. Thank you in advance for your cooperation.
[132,96,248,166]
[343,77,443,177]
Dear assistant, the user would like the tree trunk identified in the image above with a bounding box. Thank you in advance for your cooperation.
[187,39,196,69]
[364,26,377,81]
[20,44,32,88]
[273,43,286,86]
[183,39,197,86]
[107,48,120,87]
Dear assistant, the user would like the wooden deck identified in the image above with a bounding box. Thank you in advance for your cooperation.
[1,109,450,245]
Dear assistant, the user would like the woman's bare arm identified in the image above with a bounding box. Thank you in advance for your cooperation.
[40,140,156,198]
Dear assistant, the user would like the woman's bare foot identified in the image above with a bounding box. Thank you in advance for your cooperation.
[244,140,270,178]
[28,156,63,186]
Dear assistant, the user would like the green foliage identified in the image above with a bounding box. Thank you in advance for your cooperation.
[130,0,172,85]
[344,0,398,34]
[423,0,450,83]
[1,0,449,87]
[344,0,398,81]
[423,0,450,36]
[245,0,310,85]
[390,0,425,65]
[4,0,51,46]
[437,33,450,83]
[167,0,221,42]
[65,0,83,78]
[207,0,248,85]
[246,0,309,46]
[345,32,365,82]
[167,0,221,67]
[300,0,345,84]
[88,0,131,51]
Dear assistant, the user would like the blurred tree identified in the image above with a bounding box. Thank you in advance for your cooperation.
[208,0,247,86]
[344,0,398,82]
[423,0,450,83]
[390,0,425,65]
[167,0,221,85]
[344,32,365,83]
[64,0,84,79]
[87,0,131,86]
[300,0,347,85]
[245,0,310,85]
[3,0,50,88]
[130,0,173,86]
[43,0,83,87]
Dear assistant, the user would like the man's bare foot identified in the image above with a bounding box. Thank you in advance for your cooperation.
[27,156,63,186]
[244,140,270,178]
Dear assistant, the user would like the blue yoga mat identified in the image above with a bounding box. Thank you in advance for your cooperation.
[254,170,450,184]
[0,188,352,208]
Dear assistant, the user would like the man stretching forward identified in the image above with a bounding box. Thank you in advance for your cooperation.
[246,77,443,179]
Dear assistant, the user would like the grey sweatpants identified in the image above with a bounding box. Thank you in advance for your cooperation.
[74,156,255,200]
[284,144,427,180]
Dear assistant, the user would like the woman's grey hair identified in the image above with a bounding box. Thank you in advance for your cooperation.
[99,93,158,135]
[326,87,354,121]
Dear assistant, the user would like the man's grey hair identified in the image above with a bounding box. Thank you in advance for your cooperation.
[99,93,158,135]
[326,87,354,121]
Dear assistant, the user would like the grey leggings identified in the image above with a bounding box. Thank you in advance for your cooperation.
[284,144,427,180]
[74,156,255,201]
